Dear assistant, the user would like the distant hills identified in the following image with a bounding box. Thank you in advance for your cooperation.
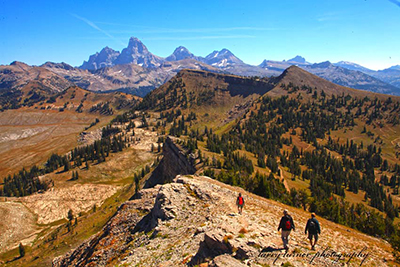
[0,61,73,93]
[0,61,74,110]
[333,61,400,90]
[0,61,141,111]
[303,61,400,95]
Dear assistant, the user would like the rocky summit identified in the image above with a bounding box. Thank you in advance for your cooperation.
[53,175,393,267]
[80,47,120,70]
[166,46,200,62]
[113,37,164,68]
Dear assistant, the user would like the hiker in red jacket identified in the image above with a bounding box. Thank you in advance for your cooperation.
[278,209,295,251]
[236,193,245,214]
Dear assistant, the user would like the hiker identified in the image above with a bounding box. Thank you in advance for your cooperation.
[278,209,295,251]
[236,193,245,214]
[305,212,321,250]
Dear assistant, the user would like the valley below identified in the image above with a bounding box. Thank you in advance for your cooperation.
[0,109,102,179]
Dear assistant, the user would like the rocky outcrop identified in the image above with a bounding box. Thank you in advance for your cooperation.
[80,47,120,70]
[53,175,394,267]
[143,137,197,188]
[52,186,159,267]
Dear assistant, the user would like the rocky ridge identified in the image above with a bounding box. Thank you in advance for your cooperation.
[53,174,393,267]
[0,61,73,93]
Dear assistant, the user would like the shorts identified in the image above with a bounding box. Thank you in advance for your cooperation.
[308,232,318,241]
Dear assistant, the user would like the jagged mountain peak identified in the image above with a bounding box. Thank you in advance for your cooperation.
[258,59,278,69]
[127,37,148,53]
[287,55,306,63]
[219,48,233,55]
[166,46,197,61]
[203,48,243,67]
[99,46,118,54]
[80,46,120,70]
[205,48,235,59]
[174,46,189,53]
[310,61,333,68]
[114,36,163,68]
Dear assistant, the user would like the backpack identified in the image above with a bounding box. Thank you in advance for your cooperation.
[308,219,317,233]
[238,196,244,205]
[308,220,317,232]
[284,216,291,230]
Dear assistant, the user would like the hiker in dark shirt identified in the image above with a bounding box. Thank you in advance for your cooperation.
[236,193,245,214]
[305,212,321,250]
[278,209,295,251]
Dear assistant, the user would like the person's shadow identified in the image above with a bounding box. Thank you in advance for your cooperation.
[260,246,285,252]
[6,255,22,263]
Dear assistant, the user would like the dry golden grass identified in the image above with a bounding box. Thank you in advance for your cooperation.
[0,109,108,180]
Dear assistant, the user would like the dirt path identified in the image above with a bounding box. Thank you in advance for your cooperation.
[279,167,291,192]
[195,175,393,265]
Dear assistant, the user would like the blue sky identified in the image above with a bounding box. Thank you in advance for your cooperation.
[1,0,399,70]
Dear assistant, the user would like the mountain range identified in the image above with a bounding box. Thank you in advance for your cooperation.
[75,37,400,95]
[1,36,400,102]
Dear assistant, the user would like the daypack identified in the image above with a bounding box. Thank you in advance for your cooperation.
[309,220,316,232]
[285,219,291,230]
[238,196,244,205]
